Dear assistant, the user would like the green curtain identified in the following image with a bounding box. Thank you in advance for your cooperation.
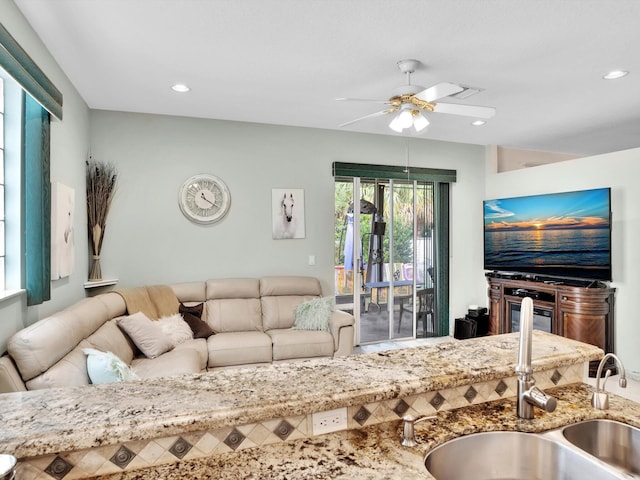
[23,94,51,305]
[434,182,451,334]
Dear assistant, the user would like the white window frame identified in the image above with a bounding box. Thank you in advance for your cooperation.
[0,75,5,291]
[0,67,24,300]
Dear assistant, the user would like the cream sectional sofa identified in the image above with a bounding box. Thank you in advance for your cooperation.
[0,276,355,393]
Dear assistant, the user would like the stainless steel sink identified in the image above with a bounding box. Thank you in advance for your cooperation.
[562,419,640,476]
[424,431,621,480]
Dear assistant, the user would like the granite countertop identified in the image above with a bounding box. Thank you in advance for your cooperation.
[94,384,640,480]
[0,332,601,458]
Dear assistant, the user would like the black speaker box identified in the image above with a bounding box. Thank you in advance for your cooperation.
[472,313,490,337]
[454,317,477,340]
[467,307,488,318]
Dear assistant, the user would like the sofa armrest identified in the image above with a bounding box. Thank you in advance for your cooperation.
[0,356,27,393]
[328,309,355,353]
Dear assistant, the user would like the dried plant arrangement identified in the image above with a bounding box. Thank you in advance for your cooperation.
[86,157,118,281]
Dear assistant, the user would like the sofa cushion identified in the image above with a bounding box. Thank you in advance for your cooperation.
[131,347,202,379]
[206,278,260,300]
[83,348,139,384]
[7,293,125,382]
[293,297,333,331]
[259,276,322,297]
[267,329,334,361]
[117,312,173,359]
[205,278,263,333]
[261,295,318,331]
[25,342,93,390]
[207,332,272,367]
[206,298,263,333]
[157,314,193,346]
[86,319,135,365]
[171,282,206,303]
[172,338,208,370]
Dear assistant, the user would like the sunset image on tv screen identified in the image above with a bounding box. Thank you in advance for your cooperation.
[483,188,611,281]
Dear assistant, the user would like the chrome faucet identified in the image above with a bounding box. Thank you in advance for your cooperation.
[515,297,557,419]
[591,353,627,410]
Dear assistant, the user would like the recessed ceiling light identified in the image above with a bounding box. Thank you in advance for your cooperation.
[602,70,629,80]
[171,83,191,93]
[471,120,486,126]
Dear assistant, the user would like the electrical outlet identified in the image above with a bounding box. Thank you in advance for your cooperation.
[312,407,348,435]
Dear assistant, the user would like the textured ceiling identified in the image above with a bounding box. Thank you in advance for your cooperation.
[14,0,640,156]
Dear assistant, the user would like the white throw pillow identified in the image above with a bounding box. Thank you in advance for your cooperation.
[83,348,139,384]
[293,296,334,331]
[117,312,173,358]
[157,313,194,346]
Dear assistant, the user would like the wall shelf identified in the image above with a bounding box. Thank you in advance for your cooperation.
[84,279,118,289]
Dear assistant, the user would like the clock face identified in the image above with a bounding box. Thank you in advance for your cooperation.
[179,174,231,224]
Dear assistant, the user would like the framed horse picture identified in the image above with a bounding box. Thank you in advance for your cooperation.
[272,188,305,239]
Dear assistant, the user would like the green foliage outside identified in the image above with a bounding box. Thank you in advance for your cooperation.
[334,180,433,266]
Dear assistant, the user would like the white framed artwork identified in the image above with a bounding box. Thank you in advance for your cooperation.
[51,181,75,279]
[272,188,305,239]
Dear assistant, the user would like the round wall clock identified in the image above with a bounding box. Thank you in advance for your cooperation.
[178,174,231,224]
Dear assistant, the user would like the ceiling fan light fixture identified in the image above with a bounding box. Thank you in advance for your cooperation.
[390,106,429,133]
[413,111,429,132]
[398,109,414,129]
[389,114,405,132]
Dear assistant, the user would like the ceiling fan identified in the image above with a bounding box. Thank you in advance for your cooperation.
[337,59,496,133]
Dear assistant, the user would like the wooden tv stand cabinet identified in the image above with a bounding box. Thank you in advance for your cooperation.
[486,274,615,376]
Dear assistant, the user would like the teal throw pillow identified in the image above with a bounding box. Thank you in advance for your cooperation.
[293,296,334,331]
[83,348,140,384]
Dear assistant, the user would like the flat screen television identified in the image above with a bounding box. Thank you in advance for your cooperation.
[483,187,612,282]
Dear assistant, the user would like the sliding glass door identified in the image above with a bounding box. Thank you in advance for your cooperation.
[335,176,439,344]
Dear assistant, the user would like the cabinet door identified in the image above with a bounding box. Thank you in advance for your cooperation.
[562,312,606,349]
[559,289,611,349]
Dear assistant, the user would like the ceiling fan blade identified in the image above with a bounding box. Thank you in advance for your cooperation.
[414,82,464,102]
[339,110,391,127]
[336,97,391,104]
[434,102,496,119]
